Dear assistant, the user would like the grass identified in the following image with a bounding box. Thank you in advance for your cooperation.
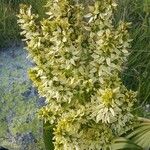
[0,2,19,47]
[0,0,47,48]
[115,0,150,110]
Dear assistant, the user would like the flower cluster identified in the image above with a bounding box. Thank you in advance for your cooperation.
[18,0,137,149]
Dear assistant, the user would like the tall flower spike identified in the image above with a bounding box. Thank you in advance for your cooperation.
[18,0,137,149]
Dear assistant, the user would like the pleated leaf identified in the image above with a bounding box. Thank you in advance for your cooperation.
[106,137,143,150]
[127,122,150,149]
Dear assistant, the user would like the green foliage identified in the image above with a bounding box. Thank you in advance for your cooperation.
[127,121,150,149]
[18,0,140,149]
[0,0,47,48]
[115,0,150,107]
[108,118,150,150]
[0,2,19,47]
[109,137,143,150]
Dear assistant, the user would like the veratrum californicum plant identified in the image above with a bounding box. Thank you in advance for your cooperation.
[18,0,137,149]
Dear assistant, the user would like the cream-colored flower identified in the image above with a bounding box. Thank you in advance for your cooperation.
[18,0,137,149]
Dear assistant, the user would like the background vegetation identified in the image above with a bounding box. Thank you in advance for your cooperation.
[115,0,150,117]
[0,0,47,48]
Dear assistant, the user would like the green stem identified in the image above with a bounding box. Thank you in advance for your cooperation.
[43,121,54,150]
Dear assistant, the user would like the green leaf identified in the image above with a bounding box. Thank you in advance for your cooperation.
[127,122,150,149]
[109,137,143,150]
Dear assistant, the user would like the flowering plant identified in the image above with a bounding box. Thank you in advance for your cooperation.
[18,0,139,149]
